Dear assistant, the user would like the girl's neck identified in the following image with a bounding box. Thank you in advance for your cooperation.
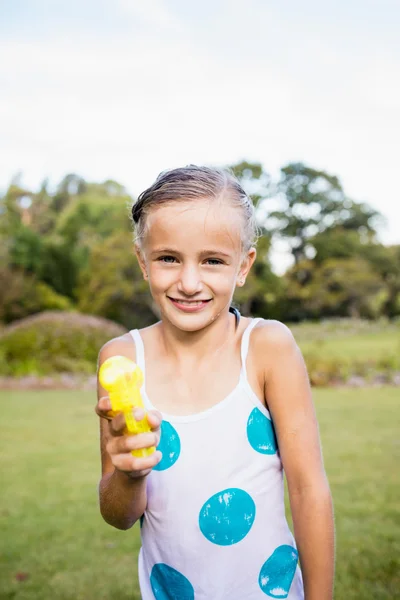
[154,310,240,367]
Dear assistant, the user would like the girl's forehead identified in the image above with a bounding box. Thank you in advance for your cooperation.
[144,200,243,250]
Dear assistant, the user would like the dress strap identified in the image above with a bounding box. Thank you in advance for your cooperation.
[240,318,263,380]
[129,329,146,378]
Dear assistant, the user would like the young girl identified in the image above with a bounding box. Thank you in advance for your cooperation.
[96,165,335,600]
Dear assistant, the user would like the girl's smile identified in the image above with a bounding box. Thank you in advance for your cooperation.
[167,297,212,312]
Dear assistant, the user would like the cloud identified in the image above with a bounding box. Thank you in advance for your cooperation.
[116,0,183,30]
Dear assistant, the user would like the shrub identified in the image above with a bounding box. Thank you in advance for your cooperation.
[0,311,126,376]
[304,353,349,387]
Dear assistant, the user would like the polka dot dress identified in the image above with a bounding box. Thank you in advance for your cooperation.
[130,320,304,599]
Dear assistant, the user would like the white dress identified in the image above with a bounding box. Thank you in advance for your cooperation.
[129,318,304,599]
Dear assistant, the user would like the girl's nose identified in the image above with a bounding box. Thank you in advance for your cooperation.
[177,265,203,295]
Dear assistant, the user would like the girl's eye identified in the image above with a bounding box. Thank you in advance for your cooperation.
[157,256,224,265]
[158,256,177,263]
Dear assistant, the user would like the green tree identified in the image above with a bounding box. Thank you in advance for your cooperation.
[56,188,131,247]
[311,228,400,318]
[233,234,284,318]
[362,244,400,317]
[229,160,271,207]
[311,227,365,264]
[77,232,156,329]
[0,268,72,323]
[284,257,386,320]
[228,162,284,318]
[8,226,43,274]
[0,173,135,322]
[268,163,382,264]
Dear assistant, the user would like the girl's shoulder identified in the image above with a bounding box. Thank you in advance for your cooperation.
[253,319,294,342]
[249,319,299,369]
[98,332,137,366]
[246,319,304,408]
[251,318,295,346]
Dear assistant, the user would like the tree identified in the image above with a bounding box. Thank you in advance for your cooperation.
[284,257,386,320]
[0,268,72,323]
[311,227,366,265]
[228,162,283,317]
[362,244,400,317]
[55,188,132,247]
[0,173,135,323]
[229,160,271,208]
[233,234,284,318]
[77,232,156,328]
[267,163,383,264]
[311,228,400,318]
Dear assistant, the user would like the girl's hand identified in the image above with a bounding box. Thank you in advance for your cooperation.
[96,396,162,478]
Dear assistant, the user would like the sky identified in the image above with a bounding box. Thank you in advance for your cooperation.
[1,0,399,272]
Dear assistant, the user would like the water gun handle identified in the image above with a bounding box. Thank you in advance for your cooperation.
[99,355,155,458]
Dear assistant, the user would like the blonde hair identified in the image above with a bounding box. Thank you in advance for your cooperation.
[131,165,259,251]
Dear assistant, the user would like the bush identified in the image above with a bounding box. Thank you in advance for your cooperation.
[303,351,400,387]
[0,311,126,376]
[304,353,350,387]
[293,318,400,386]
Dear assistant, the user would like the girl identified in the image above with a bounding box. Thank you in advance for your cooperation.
[96,165,334,599]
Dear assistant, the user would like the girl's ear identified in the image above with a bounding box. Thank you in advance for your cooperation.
[236,247,257,287]
[134,244,148,280]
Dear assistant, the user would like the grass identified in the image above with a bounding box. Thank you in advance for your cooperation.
[290,318,400,362]
[287,319,400,385]
[1,388,399,599]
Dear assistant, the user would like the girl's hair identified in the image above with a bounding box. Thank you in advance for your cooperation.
[131,165,259,252]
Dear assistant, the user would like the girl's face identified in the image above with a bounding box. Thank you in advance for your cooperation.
[136,199,256,332]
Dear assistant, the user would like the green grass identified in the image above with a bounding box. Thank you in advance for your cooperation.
[290,318,400,362]
[1,388,399,599]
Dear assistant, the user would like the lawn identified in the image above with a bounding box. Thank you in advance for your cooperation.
[290,318,400,362]
[1,387,399,599]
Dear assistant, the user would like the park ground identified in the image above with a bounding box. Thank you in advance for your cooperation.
[0,386,399,599]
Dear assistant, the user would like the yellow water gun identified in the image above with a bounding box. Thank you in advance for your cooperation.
[98,355,155,458]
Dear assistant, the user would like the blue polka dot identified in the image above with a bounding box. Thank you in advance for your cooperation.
[199,488,256,545]
[150,563,194,600]
[259,545,299,598]
[153,420,181,471]
[247,407,277,454]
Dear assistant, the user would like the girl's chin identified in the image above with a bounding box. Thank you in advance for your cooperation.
[162,307,229,331]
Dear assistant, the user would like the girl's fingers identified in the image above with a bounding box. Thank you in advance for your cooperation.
[131,408,161,433]
[144,410,162,445]
[97,397,162,447]
[108,412,129,436]
[113,450,162,474]
[146,409,162,431]
[108,432,158,455]
[95,396,115,420]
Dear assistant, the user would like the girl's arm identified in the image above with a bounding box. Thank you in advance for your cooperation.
[257,321,335,600]
[97,339,162,530]
[98,415,149,530]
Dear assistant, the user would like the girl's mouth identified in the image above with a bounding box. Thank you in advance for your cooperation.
[168,297,212,312]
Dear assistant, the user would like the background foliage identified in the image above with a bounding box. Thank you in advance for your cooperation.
[1,162,399,331]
